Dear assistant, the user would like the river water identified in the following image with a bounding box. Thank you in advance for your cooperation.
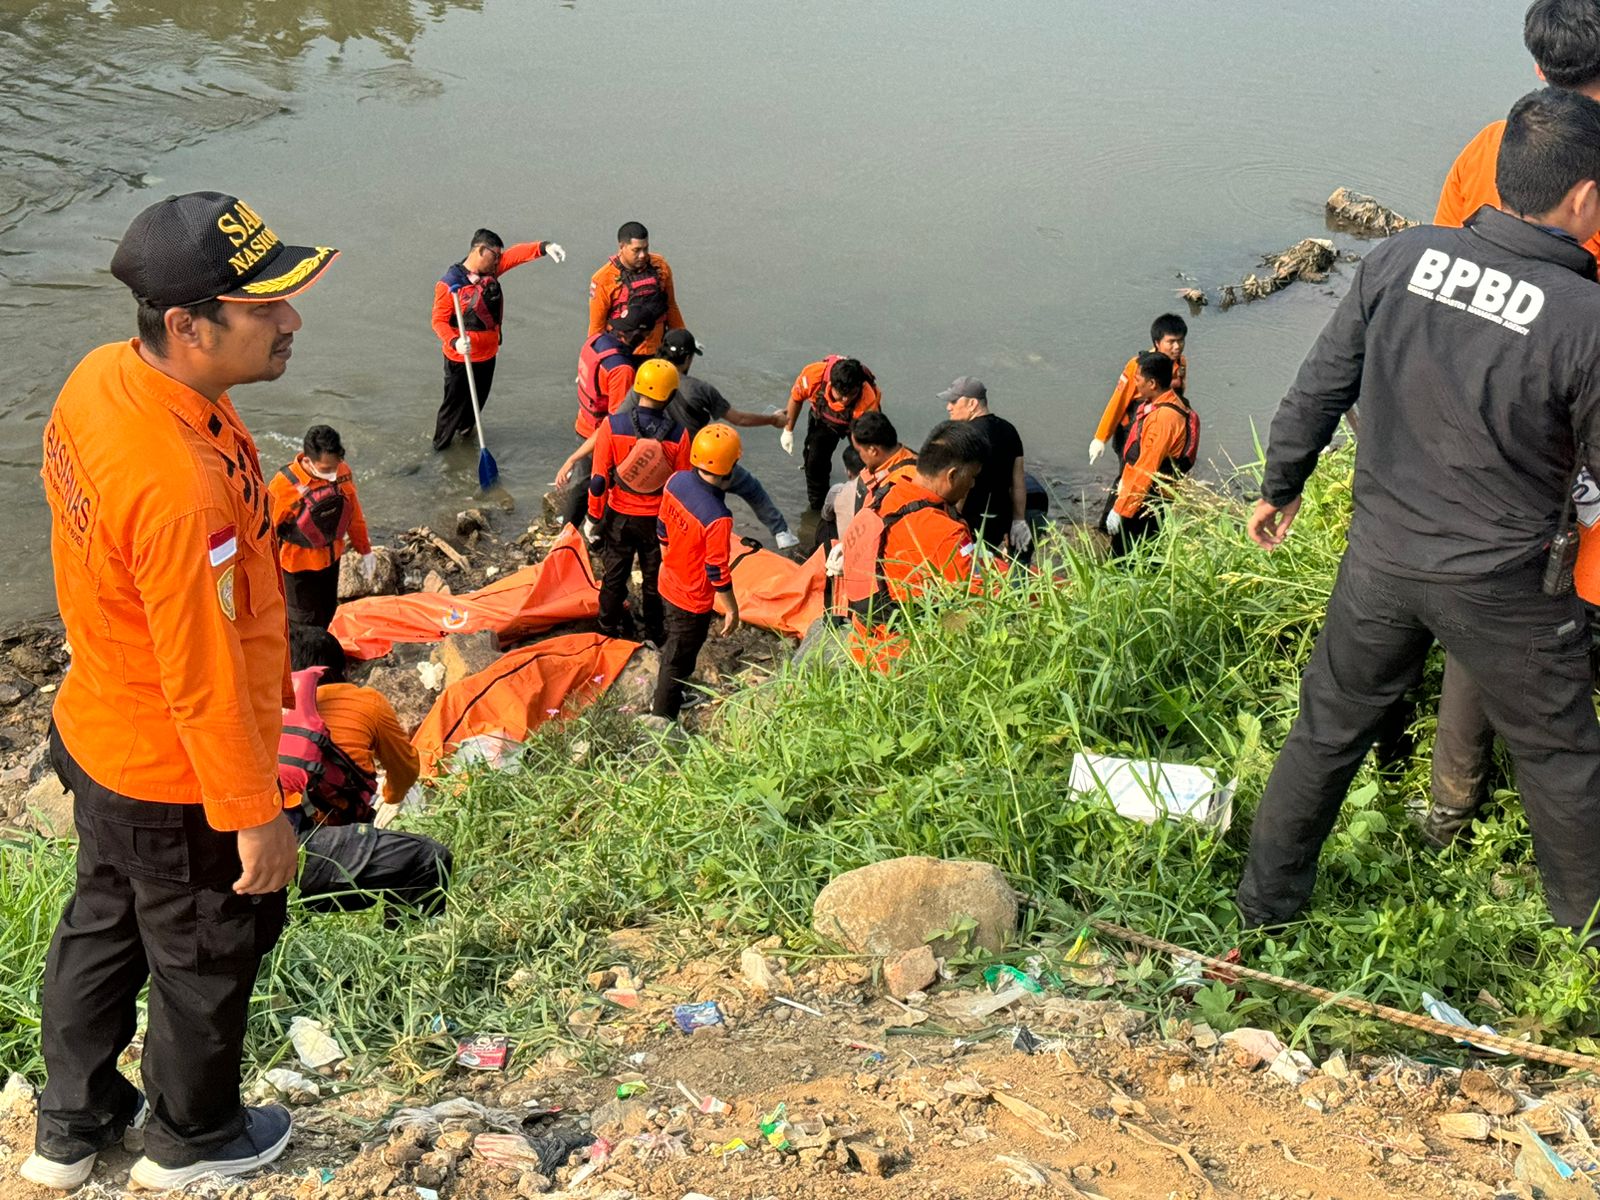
[0,0,1527,622]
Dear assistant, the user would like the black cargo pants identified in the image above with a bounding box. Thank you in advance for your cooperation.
[653,599,714,718]
[1236,551,1600,932]
[36,726,287,1167]
[802,413,846,513]
[597,512,664,644]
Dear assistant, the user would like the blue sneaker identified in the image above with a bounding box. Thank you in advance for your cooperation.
[128,1104,292,1190]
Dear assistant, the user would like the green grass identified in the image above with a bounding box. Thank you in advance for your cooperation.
[4,446,1598,1087]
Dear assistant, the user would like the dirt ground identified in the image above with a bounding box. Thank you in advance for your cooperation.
[2,934,1589,1200]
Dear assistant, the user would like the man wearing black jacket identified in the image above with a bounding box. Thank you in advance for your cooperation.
[1237,88,1600,934]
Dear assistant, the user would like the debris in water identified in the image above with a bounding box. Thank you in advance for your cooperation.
[1326,186,1415,235]
[1216,238,1338,309]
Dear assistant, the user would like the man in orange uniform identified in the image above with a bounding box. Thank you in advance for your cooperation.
[584,359,691,644]
[841,420,990,623]
[588,221,685,360]
[1103,352,1198,558]
[782,356,882,513]
[431,228,564,450]
[268,424,372,629]
[25,192,334,1193]
[1424,0,1600,847]
[554,324,645,529]
[285,627,450,922]
[654,425,743,718]
[1088,313,1188,464]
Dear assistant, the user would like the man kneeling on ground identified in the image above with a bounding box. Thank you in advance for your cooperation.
[284,627,451,923]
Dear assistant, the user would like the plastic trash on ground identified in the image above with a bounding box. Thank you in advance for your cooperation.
[387,1097,525,1136]
[287,1016,345,1070]
[672,1001,725,1034]
[1421,991,1506,1055]
[455,1035,510,1070]
[1067,752,1235,831]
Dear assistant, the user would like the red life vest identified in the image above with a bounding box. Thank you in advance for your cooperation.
[442,263,504,333]
[605,255,669,342]
[275,467,352,551]
[577,332,634,427]
[840,480,962,620]
[807,355,878,429]
[610,407,677,497]
[1123,399,1200,479]
[278,667,379,827]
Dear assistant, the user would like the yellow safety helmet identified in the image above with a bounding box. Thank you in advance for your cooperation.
[633,358,680,404]
[690,423,742,476]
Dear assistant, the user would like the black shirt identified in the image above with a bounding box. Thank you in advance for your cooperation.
[961,412,1024,549]
[1263,206,1600,579]
[625,373,730,436]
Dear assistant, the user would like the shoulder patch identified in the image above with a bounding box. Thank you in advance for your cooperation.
[217,564,237,620]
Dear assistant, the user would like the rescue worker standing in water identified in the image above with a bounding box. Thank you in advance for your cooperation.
[25,192,336,1192]
[588,221,685,361]
[585,359,692,644]
[783,355,883,513]
[268,424,373,629]
[1236,89,1600,937]
[431,228,564,451]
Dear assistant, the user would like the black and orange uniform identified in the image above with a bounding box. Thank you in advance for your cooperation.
[1108,390,1199,556]
[1421,120,1600,846]
[791,357,883,511]
[841,474,982,626]
[281,676,449,923]
[653,470,734,718]
[830,446,917,544]
[267,456,371,628]
[588,252,684,358]
[1094,351,1189,456]
[588,405,691,642]
[430,240,552,449]
[36,340,292,1168]
[559,332,640,529]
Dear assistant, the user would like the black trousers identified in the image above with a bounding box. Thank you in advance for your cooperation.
[432,354,498,451]
[37,727,287,1167]
[653,600,714,718]
[802,414,847,513]
[1237,552,1600,931]
[598,512,663,643]
[297,821,452,926]
[283,563,340,629]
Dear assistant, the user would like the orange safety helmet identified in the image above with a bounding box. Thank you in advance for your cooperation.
[690,423,742,476]
[633,358,680,403]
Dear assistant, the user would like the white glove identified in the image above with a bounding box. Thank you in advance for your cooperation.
[360,552,377,583]
[1009,520,1032,554]
[581,517,600,545]
[780,428,795,455]
[454,335,472,356]
[1104,510,1123,536]
[1088,439,1106,465]
[545,242,566,264]
[825,542,845,577]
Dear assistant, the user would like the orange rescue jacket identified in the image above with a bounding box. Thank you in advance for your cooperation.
[790,357,883,430]
[432,241,549,364]
[268,455,371,575]
[42,341,290,831]
[588,404,691,520]
[1093,352,1189,445]
[587,252,684,357]
[1113,391,1197,518]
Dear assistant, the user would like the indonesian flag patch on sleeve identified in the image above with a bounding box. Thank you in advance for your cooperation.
[208,525,238,567]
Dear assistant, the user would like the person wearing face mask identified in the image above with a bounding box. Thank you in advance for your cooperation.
[268,424,373,628]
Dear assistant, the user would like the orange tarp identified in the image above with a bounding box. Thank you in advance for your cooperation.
[412,632,640,777]
[330,526,600,660]
[729,544,827,638]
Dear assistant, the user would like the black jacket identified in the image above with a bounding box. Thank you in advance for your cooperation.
[1262,206,1600,579]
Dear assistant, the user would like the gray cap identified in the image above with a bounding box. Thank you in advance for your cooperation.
[937,376,987,404]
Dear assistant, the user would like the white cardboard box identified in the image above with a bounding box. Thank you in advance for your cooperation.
[1067,752,1235,832]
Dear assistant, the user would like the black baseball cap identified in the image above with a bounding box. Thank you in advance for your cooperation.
[111,191,338,308]
[659,328,703,362]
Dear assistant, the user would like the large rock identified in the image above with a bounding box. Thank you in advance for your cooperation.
[430,630,501,688]
[364,664,438,736]
[337,546,404,602]
[611,646,660,713]
[20,774,74,839]
[813,856,1019,958]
